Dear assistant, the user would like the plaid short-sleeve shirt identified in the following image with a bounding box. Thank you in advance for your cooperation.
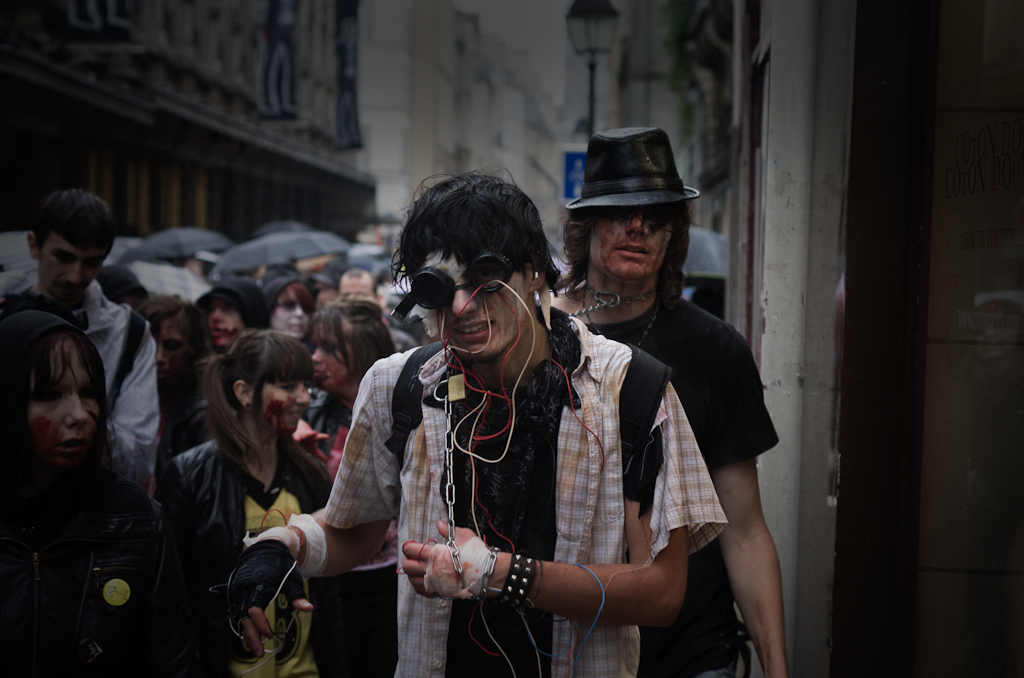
[324,318,727,677]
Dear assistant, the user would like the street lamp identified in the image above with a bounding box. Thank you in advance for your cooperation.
[566,0,619,138]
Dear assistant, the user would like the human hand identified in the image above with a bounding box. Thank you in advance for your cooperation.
[401,521,497,599]
[293,419,330,463]
[229,540,313,657]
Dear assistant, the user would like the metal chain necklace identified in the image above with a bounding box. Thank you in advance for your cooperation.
[634,296,659,348]
[569,285,656,319]
[441,381,467,589]
[585,283,656,306]
[578,292,660,349]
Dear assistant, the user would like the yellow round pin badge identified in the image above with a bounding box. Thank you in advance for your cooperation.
[103,578,131,607]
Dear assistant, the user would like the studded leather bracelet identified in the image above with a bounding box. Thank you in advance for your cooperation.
[496,553,537,609]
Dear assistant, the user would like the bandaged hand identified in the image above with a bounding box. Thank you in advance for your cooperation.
[416,521,496,599]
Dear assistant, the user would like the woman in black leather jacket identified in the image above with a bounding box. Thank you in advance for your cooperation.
[0,310,202,677]
[156,329,348,678]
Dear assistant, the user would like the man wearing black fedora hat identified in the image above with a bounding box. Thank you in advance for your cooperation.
[556,127,788,678]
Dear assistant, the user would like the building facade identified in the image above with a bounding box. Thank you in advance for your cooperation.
[354,0,562,243]
[0,0,375,241]
[683,0,1024,676]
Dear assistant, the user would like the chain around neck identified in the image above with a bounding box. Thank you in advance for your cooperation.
[581,292,660,349]
[569,284,657,319]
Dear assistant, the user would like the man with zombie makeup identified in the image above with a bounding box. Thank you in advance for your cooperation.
[555,128,788,678]
[197,277,270,353]
[229,173,727,678]
[0,189,159,486]
[156,329,348,676]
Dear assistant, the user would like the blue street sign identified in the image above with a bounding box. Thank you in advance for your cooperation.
[564,150,587,200]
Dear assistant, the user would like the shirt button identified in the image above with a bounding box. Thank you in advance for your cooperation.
[434,659,443,669]
[438,599,448,608]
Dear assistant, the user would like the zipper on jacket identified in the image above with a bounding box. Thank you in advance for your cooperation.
[32,552,40,678]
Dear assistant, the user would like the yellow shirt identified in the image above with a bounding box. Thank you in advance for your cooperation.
[228,489,318,678]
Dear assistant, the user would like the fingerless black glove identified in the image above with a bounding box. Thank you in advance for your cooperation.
[227,540,304,624]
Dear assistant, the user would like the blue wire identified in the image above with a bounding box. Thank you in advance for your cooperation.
[571,564,606,678]
[524,612,573,658]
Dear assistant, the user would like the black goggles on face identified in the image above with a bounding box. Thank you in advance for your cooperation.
[393,251,513,319]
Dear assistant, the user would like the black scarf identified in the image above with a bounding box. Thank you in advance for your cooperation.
[440,309,581,553]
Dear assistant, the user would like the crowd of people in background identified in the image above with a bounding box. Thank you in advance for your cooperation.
[0,127,786,678]
[0,186,414,676]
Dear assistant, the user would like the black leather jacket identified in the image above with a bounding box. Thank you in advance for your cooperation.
[304,388,351,458]
[0,467,203,677]
[156,442,348,678]
[155,384,209,479]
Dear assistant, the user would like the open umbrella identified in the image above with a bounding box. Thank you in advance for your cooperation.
[682,227,727,279]
[251,220,315,239]
[105,236,144,267]
[210,230,351,280]
[119,227,235,264]
[0,231,33,273]
[125,261,212,302]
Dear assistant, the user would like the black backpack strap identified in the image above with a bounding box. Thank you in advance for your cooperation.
[619,344,672,463]
[110,308,149,409]
[384,342,443,467]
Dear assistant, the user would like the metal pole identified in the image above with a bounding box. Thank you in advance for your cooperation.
[587,52,596,138]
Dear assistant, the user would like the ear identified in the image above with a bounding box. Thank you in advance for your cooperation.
[27,232,40,261]
[538,282,552,330]
[233,380,254,409]
[524,264,546,295]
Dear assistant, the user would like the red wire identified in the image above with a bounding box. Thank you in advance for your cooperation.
[470,292,522,441]
[395,539,437,575]
[551,357,605,473]
[468,602,501,656]
[260,508,288,532]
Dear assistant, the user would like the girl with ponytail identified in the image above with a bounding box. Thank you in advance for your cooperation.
[157,329,349,677]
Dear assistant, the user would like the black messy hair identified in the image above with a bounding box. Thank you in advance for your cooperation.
[32,188,116,252]
[393,172,559,290]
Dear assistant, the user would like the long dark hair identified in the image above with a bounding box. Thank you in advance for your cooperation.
[311,299,397,381]
[2,327,111,514]
[561,201,693,309]
[200,329,325,480]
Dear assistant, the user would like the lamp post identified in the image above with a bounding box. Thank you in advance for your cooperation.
[566,0,619,138]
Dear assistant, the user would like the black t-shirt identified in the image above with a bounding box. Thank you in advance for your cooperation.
[593,300,779,678]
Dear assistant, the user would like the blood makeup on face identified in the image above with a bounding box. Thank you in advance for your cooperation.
[589,212,671,286]
[263,397,293,433]
[260,382,309,434]
[27,351,100,472]
[154,319,194,388]
[208,300,245,350]
[311,345,351,397]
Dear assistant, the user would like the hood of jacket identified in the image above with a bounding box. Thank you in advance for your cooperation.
[197,277,269,329]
